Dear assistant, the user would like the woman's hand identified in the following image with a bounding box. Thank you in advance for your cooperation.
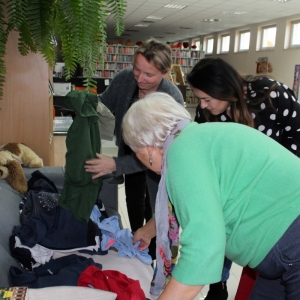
[84,153,116,179]
[133,218,156,250]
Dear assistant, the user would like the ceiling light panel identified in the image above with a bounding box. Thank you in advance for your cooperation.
[164,4,187,9]
[146,15,164,20]
[134,23,150,27]
[203,19,221,22]
[223,10,248,15]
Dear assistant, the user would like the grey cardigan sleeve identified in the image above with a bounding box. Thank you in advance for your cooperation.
[112,153,147,176]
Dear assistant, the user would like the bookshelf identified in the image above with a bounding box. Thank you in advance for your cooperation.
[171,49,204,105]
[85,45,139,78]
[172,49,205,77]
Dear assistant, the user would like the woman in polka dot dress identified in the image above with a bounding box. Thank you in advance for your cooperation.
[186,57,300,300]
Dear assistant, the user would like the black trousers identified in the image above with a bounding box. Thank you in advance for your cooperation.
[125,171,156,259]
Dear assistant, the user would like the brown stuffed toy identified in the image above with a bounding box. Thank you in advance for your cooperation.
[0,143,43,194]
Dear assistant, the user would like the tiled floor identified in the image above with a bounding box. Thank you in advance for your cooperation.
[101,138,243,300]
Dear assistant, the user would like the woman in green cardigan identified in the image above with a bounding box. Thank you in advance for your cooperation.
[122,91,300,300]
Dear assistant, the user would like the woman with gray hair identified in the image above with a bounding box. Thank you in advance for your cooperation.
[122,92,300,300]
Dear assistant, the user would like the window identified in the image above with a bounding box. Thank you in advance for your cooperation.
[221,35,230,53]
[205,37,214,54]
[191,39,202,50]
[195,40,201,50]
[261,25,277,49]
[291,20,300,47]
[239,30,250,51]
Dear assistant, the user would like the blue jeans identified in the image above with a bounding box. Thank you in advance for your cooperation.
[249,215,300,300]
[222,257,232,282]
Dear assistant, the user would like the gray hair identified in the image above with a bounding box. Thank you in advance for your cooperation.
[133,38,172,74]
[122,92,191,152]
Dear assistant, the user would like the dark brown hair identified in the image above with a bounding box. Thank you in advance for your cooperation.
[186,58,277,127]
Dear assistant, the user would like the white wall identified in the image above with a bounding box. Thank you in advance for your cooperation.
[198,13,300,89]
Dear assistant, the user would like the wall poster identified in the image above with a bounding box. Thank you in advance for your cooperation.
[256,57,273,74]
[293,64,300,101]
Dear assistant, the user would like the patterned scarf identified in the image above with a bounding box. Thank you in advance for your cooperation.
[150,118,191,297]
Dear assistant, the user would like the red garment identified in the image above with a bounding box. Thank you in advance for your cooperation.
[78,265,146,300]
[235,266,258,300]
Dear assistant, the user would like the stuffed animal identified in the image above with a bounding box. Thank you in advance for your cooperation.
[0,143,43,194]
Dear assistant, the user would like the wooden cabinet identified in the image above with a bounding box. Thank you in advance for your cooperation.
[0,31,54,165]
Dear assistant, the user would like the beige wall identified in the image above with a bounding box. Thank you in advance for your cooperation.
[185,13,300,89]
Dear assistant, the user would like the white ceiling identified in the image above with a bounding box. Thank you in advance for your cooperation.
[105,0,300,43]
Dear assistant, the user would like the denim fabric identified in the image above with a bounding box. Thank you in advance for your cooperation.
[250,215,300,300]
[221,257,233,282]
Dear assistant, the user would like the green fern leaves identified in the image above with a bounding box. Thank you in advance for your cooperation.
[0,0,126,99]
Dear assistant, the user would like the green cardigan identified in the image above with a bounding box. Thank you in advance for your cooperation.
[58,90,102,222]
[166,122,300,285]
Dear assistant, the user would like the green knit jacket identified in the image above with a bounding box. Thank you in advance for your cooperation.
[58,90,102,222]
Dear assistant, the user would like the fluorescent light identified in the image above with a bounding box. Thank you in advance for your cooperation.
[273,0,288,2]
[223,10,248,15]
[146,15,164,20]
[203,19,221,22]
[134,23,150,27]
[164,4,186,9]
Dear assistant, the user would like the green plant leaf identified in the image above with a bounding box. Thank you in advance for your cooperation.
[0,0,126,104]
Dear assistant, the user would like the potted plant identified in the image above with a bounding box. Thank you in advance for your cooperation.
[0,0,126,100]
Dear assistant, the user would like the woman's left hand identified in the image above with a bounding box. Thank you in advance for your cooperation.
[133,218,156,250]
[84,153,116,179]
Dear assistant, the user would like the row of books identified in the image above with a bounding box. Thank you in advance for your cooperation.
[107,46,138,55]
[93,70,117,78]
[172,58,200,66]
[95,63,133,71]
[104,54,134,62]
[172,50,205,59]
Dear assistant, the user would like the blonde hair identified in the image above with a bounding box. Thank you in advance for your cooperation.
[122,92,191,152]
[133,38,172,74]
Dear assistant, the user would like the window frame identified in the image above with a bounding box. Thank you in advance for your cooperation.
[220,34,230,53]
[261,25,277,50]
[290,20,300,47]
[191,38,202,50]
[205,36,214,55]
[238,30,250,52]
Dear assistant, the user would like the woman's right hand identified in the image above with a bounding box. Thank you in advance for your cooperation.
[133,218,156,250]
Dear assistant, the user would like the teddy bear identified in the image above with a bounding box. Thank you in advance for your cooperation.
[0,143,43,194]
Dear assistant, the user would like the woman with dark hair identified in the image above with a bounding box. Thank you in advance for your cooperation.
[186,57,300,299]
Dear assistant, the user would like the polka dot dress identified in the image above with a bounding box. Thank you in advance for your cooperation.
[194,77,300,156]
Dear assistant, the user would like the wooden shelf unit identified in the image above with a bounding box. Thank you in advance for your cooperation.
[171,49,204,105]
[171,49,205,77]
[84,45,139,78]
